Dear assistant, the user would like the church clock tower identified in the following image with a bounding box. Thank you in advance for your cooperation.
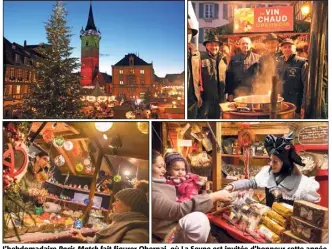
[80,2,101,86]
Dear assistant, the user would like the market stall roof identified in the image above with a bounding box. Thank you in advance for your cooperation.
[30,122,149,180]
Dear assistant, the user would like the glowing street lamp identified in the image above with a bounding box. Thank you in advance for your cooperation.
[301,4,310,16]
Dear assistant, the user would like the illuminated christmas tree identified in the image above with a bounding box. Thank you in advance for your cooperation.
[24,1,84,118]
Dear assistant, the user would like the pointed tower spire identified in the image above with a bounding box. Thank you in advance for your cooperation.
[85,1,97,31]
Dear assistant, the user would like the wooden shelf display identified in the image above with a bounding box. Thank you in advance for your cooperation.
[45,181,111,197]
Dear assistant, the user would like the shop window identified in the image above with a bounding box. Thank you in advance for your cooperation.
[15,54,20,63]
[10,68,15,80]
[4,85,12,96]
[223,4,228,19]
[18,70,23,81]
[204,3,214,19]
[129,56,134,66]
[14,85,21,94]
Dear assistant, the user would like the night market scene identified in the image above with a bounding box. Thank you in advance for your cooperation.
[3,122,149,243]
[3,1,184,119]
[152,121,328,243]
[187,1,327,119]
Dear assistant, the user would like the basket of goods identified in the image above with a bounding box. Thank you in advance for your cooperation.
[188,151,212,179]
[295,152,320,177]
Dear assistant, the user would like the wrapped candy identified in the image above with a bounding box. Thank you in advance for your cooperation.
[265,210,288,227]
[272,202,293,219]
[261,216,286,236]
[257,224,281,243]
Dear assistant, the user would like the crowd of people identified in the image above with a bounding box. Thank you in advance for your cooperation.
[187,16,309,119]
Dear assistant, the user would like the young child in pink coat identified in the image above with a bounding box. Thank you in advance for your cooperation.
[164,152,206,202]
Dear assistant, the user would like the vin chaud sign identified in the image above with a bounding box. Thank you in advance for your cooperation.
[234,6,294,33]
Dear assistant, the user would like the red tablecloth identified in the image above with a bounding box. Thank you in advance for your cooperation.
[207,214,266,243]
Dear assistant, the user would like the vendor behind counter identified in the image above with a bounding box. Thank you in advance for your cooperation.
[225,133,320,207]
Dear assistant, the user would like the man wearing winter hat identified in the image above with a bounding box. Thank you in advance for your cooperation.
[225,37,260,101]
[188,15,202,119]
[197,32,227,119]
[277,38,308,118]
[259,33,282,66]
[72,187,149,243]
[224,133,320,207]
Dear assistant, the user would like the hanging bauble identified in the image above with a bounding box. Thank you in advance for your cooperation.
[42,129,55,143]
[53,136,65,148]
[85,165,92,174]
[113,175,122,182]
[94,122,113,132]
[54,155,65,167]
[75,163,84,172]
[18,122,31,135]
[72,148,81,157]
[137,122,148,134]
[130,178,138,186]
[83,157,91,166]
[64,141,73,151]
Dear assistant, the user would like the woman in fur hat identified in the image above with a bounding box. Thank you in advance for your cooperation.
[71,183,149,243]
[224,133,321,207]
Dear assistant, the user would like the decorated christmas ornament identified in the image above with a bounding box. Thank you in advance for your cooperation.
[72,147,81,157]
[53,136,65,148]
[75,163,84,172]
[137,122,148,134]
[113,175,121,182]
[83,157,91,166]
[85,165,92,174]
[64,140,73,151]
[42,129,55,143]
[54,155,65,167]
